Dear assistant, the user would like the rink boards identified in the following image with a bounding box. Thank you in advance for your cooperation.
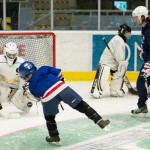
[62,71,139,82]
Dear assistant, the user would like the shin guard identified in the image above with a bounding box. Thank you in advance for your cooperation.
[45,115,59,137]
[75,101,102,124]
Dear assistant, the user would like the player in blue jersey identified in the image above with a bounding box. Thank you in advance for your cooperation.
[131,6,150,115]
[18,61,111,145]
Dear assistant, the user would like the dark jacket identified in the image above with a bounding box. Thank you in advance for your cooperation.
[142,22,150,62]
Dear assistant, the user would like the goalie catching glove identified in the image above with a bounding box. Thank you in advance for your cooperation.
[141,61,150,78]
[117,60,128,79]
[23,85,40,102]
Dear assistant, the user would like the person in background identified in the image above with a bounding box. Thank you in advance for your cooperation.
[90,24,131,98]
[131,6,150,115]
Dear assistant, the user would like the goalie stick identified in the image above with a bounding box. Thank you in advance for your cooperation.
[102,37,137,95]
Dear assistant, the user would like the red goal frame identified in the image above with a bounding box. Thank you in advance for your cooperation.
[0,31,56,67]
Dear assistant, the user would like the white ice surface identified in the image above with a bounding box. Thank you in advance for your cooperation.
[0,82,149,150]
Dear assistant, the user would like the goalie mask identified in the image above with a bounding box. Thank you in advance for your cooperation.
[118,24,131,39]
[4,42,18,66]
[19,61,37,82]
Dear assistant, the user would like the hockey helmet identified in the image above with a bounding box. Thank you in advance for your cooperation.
[118,24,131,35]
[4,42,18,66]
[132,6,148,21]
[19,61,37,81]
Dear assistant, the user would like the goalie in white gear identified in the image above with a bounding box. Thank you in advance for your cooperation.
[91,24,131,98]
[0,42,33,119]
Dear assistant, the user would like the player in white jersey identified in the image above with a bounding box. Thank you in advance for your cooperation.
[0,42,33,119]
[91,24,131,98]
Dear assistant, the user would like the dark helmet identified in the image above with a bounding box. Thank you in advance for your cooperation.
[18,61,37,81]
[118,24,131,34]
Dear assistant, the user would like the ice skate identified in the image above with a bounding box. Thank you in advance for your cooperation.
[131,105,148,117]
[46,136,61,146]
[90,90,102,99]
[97,119,111,132]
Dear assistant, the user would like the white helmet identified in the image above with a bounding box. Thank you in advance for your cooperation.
[132,6,148,20]
[4,42,18,65]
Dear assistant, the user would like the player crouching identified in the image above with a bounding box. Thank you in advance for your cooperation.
[0,42,33,119]
[90,24,131,98]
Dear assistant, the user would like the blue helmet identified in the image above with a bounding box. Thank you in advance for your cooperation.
[19,61,37,81]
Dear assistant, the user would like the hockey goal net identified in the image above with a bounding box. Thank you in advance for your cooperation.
[0,31,56,68]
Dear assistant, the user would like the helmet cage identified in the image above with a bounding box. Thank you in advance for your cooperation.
[6,52,17,59]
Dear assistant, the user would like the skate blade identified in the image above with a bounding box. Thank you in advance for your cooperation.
[90,93,101,99]
[103,124,111,132]
[50,141,62,146]
[131,113,149,118]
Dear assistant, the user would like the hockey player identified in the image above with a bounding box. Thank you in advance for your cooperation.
[131,6,150,114]
[0,42,32,119]
[18,61,111,145]
[90,24,131,98]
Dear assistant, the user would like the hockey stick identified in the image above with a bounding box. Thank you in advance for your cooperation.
[102,37,137,95]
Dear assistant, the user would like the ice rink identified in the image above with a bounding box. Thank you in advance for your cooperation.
[0,82,150,150]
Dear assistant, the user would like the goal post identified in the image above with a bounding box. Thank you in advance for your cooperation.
[0,31,56,68]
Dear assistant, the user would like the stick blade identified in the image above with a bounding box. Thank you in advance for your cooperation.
[128,88,138,95]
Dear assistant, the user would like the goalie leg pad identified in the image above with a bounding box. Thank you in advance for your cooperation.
[10,88,33,113]
[0,109,21,119]
[0,84,11,103]
[97,64,110,92]
[45,115,59,137]
[110,75,125,97]
[92,64,110,98]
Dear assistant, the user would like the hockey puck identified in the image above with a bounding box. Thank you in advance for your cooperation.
[27,102,33,107]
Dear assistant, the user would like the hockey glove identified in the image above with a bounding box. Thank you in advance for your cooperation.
[61,77,65,83]
[58,72,65,83]
[141,61,150,78]
[139,49,144,60]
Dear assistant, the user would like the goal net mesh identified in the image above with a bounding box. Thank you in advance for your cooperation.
[0,32,55,68]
